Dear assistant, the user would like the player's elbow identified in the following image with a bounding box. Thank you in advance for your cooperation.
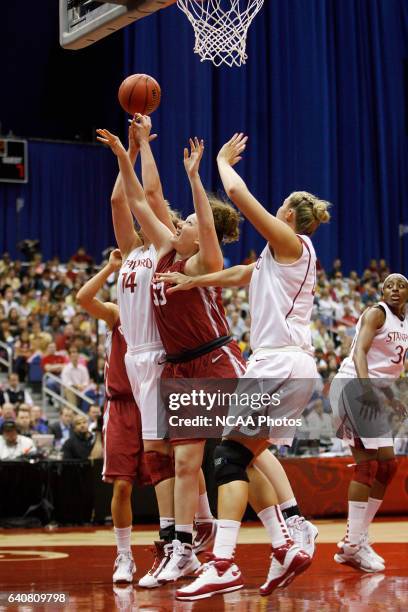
[144,186,159,199]
[111,194,124,209]
[76,291,89,308]
[225,185,239,201]
[226,184,248,205]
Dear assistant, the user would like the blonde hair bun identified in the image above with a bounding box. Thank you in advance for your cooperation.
[312,200,331,224]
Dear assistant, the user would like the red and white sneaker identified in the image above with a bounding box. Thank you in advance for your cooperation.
[337,534,385,567]
[259,542,312,596]
[193,520,217,554]
[138,541,173,588]
[158,540,201,583]
[334,542,384,573]
[176,556,243,601]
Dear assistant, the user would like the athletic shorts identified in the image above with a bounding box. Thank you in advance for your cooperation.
[102,398,150,485]
[125,342,166,440]
[162,340,246,380]
[223,348,318,443]
[330,374,394,450]
[163,341,246,445]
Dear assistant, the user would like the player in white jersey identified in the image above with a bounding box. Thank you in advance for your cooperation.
[157,133,331,600]
[330,273,408,573]
[97,119,216,587]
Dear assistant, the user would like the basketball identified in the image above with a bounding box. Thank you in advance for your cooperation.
[118,74,161,116]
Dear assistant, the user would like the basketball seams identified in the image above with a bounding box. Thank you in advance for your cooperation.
[143,75,149,115]
[128,75,143,115]
[118,73,161,116]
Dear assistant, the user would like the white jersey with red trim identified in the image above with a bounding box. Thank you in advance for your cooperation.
[117,244,162,350]
[249,236,316,353]
[338,301,408,379]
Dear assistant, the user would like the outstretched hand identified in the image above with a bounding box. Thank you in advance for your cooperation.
[128,116,157,156]
[96,129,126,157]
[129,113,158,146]
[154,271,196,294]
[184,137,204,178]
[217,133,248,166]
[108,248,122,271]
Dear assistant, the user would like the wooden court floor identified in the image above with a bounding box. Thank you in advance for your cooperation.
[0,521,407,611]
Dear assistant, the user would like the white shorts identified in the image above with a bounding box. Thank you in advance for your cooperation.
[125,341,165,440]
[330,374,393,450]
[224,348,318,443]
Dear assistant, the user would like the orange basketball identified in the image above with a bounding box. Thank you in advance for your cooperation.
[118,74,161,116]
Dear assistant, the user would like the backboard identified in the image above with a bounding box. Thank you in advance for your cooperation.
[59,0,175,50]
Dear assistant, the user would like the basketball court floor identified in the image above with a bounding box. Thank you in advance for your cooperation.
[1,521,407,611]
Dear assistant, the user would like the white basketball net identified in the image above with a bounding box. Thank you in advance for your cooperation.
[176,0,265,67]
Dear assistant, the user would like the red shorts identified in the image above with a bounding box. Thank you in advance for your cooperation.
[162,340,246,379]
[102,398,150,485]
[162,340,246,445]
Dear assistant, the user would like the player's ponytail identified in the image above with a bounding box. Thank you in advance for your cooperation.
[287,191,331,236]
[208,195,242,244]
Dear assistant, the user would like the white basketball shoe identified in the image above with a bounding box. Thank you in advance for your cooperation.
[286,515,319,558]
[158,540,201,583]
[334,542,384,572]
[113,552,136,583]
[176,557,243,601]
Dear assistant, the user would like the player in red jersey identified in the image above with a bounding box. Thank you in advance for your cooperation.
[98,120,245,583]
[77,249,148,583]
[97,120,217,588]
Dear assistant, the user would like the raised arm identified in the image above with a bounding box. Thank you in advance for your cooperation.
[217,134,301,259]
[183,138,224,275]
[76,249,121,329]
[110,133,142,257]
[132,115,175,234]
[155,263,255,294]
[96,129,174,255]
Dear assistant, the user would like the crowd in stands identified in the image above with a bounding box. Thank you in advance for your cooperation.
[0,249,407,460]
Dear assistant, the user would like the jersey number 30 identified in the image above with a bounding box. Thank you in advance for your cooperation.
[391,345,407,365]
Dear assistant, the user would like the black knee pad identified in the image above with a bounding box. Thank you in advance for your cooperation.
[214,440,254,486]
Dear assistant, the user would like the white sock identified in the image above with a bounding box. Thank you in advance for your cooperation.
[258,505,291,549]
[114,526,132,554]
[175,524,193,535]
[346,501,368,545]
[160,517,175,530]
[280,497,298,513]
[213,519,240,559]
[361,497,382,534]
[195,493,214,522]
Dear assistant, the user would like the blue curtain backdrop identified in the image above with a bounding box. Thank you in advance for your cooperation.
[0,0,407,272]
[0,142,118,261]
[123,0,408,273]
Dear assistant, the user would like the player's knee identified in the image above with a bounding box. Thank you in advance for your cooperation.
[375,458,398,486]
[175,453,198,479]
[353,460,378,487]
[113,479,132,500]
[214,440,254,486]
[144,451,175,486]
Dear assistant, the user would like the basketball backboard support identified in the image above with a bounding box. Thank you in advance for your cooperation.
[59,0,175,50]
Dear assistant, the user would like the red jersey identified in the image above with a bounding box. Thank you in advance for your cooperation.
[152,250,230,356]
[104,319,133,399]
